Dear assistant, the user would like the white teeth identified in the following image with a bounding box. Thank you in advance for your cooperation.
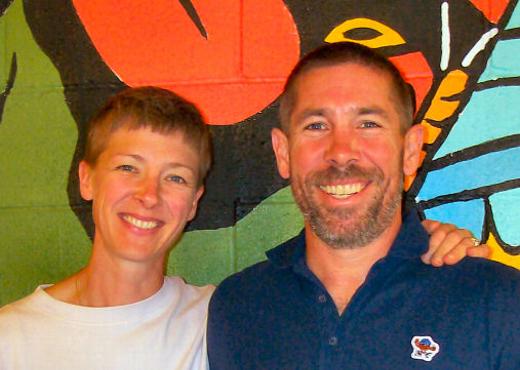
[123,215,158,229]
[320,183,364,198]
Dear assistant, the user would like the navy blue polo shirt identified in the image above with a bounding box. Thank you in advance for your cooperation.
[207,212,520,369]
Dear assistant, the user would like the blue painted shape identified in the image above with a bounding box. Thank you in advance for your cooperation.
[478,39,520,82]
[506,2,520,30]
[489,188,520,246]
[434,86,520,159]
[418,146,520,201]
[423,199,485,240]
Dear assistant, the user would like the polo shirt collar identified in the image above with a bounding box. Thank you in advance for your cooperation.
[266,210,429,268]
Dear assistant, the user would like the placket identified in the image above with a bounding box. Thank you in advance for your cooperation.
[292,259,349,370]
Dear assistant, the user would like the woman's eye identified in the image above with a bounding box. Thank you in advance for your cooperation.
[116,164,136,172]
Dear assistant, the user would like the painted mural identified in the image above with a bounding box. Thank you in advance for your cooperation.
[0,0,518,305]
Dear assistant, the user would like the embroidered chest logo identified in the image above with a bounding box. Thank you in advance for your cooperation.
[410,336,440,362]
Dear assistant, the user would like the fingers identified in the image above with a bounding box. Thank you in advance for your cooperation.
[467,243,491,259]
[422,220,479,267]
[421,219,442,234]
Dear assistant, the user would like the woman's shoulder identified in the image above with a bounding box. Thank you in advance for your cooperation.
[165,275,215,300]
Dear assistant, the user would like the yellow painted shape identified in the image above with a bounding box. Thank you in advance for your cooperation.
[486,233,520,270]
[325,18,405,48]
[424,70,468,122]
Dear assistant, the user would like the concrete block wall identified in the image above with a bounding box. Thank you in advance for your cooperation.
[0,0,519,306]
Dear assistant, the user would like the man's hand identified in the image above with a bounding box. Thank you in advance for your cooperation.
[421,220,490,267]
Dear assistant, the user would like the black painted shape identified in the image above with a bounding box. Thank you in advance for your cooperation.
[21,0,285,233]
[0,53,16,124]
[407,0,515,203]
[24,0,126,239]
[178,0,207,39]
[20,0,496,235]
[344,27,382,40]
[0,0,14,16]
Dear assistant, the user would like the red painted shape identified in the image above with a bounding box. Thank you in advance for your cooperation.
[73,0,300,125]
[469,0,510,23]
[389,52,433,111]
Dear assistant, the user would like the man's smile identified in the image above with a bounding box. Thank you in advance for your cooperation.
[319,183,366,199]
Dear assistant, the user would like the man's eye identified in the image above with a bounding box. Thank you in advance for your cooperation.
[116,164,136,172]
[305,122,326,130]
[167,175,187,184]
[360,121,380,128]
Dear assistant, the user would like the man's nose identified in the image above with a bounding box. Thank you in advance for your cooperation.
[324,129,360,168]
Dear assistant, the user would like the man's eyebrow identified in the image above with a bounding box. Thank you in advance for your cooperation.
[357,106,389,118]
[293,108,328,123]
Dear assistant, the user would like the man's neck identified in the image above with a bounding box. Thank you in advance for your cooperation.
[305,216,402,315]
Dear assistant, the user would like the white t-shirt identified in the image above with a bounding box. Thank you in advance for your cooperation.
[0,276,214,370]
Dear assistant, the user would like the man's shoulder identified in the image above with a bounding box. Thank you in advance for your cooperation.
[214,259,276,297]
[424,257,519,281]
[406,256,520,300]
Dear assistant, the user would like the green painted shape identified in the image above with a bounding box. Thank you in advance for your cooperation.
[0,1,302,306]
[169,186,303,286]
[1,8,5,87]
[235,186,303,271]
[0,1,91,306]
[168,227,235,287]
[0,207,90,305]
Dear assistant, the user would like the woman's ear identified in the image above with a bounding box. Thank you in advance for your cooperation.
[78,160,94,201]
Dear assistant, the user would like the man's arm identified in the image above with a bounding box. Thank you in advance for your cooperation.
[421,219,490,267]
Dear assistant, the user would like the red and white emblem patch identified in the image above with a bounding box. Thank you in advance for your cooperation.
[410,335,440,362]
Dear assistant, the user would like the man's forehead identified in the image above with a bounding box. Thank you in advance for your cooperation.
[289,63,407,124]
[292,64,394,104]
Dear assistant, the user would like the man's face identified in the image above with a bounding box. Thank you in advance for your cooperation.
[79,125,204,266]
[272,63,422,249]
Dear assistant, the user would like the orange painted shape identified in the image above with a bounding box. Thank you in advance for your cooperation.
[487,233,520,270]
[73,0,300,125]
[426,100,460,122]
[420,120,442,145]
[170,81,285,125]
[425,70,468,122]
[404,174,415,191]
[404,150,426,191]
[389,52,433,110]
[242,2,300,77]
[469,0,510,24]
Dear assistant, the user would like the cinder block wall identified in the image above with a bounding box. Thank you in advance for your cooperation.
[1,0,519,306]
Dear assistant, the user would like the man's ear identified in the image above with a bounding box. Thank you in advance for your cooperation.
[271,128,290,179]
[78,160,94,201]
[403,124,424,176]
[188,185,205,221]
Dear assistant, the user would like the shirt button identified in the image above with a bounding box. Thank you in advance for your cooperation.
[328,336,338,346]
[318,294,327,303]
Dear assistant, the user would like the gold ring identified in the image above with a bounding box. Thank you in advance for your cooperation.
[470,237,480,247]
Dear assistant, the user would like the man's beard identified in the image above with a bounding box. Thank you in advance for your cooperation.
[291,164,402,249]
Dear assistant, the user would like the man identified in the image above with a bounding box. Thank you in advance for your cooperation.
[207,42,520,369]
